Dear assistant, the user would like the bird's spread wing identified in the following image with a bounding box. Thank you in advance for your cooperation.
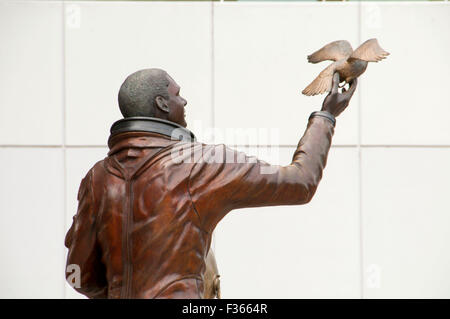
[302,63,336,96]
[307,40,353,64]
[350,38,389,62]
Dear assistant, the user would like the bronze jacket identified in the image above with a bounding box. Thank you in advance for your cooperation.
[65,116,334,299]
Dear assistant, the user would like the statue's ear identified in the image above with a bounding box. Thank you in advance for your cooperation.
[155,96,170,113]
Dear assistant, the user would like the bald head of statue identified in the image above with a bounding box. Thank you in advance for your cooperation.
[118,68,188,127]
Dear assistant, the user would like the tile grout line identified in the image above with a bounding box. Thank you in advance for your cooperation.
[211,2,215,132]
[211,1,216,253]
[61,0,67,299]
[357,0,364,300]
[2,144,450,148]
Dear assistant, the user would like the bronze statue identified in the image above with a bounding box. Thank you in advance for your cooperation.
[302,38,389,96]
[65,68,357,299]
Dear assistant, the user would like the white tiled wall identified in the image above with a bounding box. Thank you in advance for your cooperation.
[361,148,450,298]
[0,148,65,298]
[0,1,63,145]
[1,1,449,299]
[360,3,450,145]
[65,1,213,145]
[214,3,360,146]
[215,147,360,298]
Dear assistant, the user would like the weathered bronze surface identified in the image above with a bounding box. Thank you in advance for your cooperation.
[204,250,221,299]
[65,68,357,298]
[302,38,389,96]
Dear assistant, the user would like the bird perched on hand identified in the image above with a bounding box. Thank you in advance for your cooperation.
[302,38,389,96]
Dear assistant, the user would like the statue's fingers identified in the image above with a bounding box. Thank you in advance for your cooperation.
[344,77,358,98]
[331,72,340,94]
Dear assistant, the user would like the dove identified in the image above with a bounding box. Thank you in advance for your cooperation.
[302,38,389,96]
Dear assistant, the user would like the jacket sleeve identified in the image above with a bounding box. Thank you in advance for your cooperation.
[65,170,107,299]
[188,116,334,232]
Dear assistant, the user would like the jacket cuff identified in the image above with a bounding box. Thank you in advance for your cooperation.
[309,111,336,127]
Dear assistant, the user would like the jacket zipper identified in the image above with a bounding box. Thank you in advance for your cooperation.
[118,147,173,298]
[121,180,134,298]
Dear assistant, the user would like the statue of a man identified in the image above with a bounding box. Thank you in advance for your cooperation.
[65,68,357,299]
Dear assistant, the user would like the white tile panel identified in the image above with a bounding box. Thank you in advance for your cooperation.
[214,3,360,146]
[0,1,63,145]
[214,147,360,298]
[361,147,450,298]
[65,2,212,145]
[0,148,65,298]
[360,3,450,145]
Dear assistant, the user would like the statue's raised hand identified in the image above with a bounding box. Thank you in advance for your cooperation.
[321,73,357,118]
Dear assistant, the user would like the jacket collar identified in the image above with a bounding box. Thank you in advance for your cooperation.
[108,117,196,156]
[110,117,196,141]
